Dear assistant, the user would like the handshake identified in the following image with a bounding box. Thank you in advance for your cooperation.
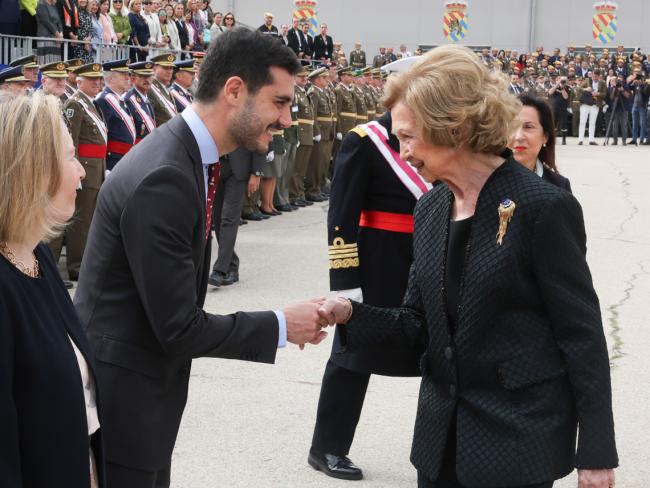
[282,297,354,349]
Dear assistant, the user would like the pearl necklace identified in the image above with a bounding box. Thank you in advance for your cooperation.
[0,242,40,278]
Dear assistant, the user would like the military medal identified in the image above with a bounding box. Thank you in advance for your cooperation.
[496,198,516,245]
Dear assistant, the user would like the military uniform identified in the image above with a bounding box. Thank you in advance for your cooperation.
[61,58,83,103]
[62,63,108,279]
[289,72,316,205]
[275,95,299,209]
[148,54,178,127]
[95,60,137,171]
[352,72,368,125]
[306,68,335,201]
[349,49,366,69]
[571,82,584,137]
[311,112,431,464]
[170,60,196,112]
[124,61,156,143]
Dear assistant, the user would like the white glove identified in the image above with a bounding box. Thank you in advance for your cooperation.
[105,169,111,178]
[313,134,322,143]
[296,141,300,148]
[336,132,343,141]
[266,151,275,162]
[602,105,608,113]
[567,108,572,114]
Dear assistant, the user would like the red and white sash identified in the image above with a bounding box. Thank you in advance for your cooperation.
[362,121,432,200]
[77,96,108,143]
[171,86,191,110]
[104,92,136,143]
[127,94,156,134]
[150,82,178,118]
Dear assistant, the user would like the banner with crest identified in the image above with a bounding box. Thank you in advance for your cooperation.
[443,1,469,43]
[293,0,319,37]
[592,1,618,45]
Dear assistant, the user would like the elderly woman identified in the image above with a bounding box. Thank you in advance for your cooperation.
[127,0,149,61]
[319,45,617,488]
[0,92,102,487]
[109,0,130,46]
[510,95,572,192]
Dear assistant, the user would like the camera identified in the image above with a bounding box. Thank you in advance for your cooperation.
[636,74,643,81]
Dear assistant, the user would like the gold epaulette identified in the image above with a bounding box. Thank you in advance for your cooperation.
[350,126,367,138]
[328,237,360,269]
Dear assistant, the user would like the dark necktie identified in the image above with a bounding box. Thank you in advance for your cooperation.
[205,162,221,243]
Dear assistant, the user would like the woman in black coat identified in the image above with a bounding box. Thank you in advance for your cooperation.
[510,94,572,192]
[126,0,148,62]
[172,2,189,59]
[319,46,617,488]
[0,93,103,487]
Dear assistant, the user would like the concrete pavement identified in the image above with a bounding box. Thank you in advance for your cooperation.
[161,139,649,487]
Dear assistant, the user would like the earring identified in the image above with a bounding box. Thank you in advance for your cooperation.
[543,143,547,148]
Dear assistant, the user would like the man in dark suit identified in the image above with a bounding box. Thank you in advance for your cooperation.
[74,29,327,488]
[313,23,333,61]
[288,17,307,59]
[301,22,314,60]
[208,148,265,287]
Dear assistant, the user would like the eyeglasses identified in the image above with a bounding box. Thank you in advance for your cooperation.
[224,17,233,20]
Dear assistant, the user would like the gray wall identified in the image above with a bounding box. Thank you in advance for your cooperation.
[209,0,650,57]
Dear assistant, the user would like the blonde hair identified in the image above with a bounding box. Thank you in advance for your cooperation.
[383,44,521,155]
[0,92,67,243]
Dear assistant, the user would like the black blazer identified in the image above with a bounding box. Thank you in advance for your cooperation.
[287,27,306,56]
[313,33,333,60]
[0,244,104,488]
[542,166,572,192]
[174,18,189,49]
[345,159,617,486]
[74,115,280,471]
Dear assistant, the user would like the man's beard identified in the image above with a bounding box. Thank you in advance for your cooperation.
[230,98,282,154]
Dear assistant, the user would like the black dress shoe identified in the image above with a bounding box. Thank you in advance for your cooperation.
[291,200,306,207]
[301,199,314,206]
[589,141,598,146]
[208,272,224,287]
[306,194,325,202]
[578,141,583,145]
[242,212,263,221]
[258,212,271,219]
[221,271,239,286]
[239,219,248,226]
[260,209,277,216]
[308,449,363,481]
[289,204,300,210]
[276,204,294,212]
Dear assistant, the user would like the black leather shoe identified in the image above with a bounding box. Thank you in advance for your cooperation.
[589,141,598,146]
[254,211,271,220]
[301,198,314,206]
[260,209,277,216]
[239,219,248,226]
[306,194,325,203]
[308,449,363,481]
[291,200,306,207]
[276,204,294,212]
[242,212,263,221]
[221,271,239,286]
[289,204,300,210]
[208,272,224,287]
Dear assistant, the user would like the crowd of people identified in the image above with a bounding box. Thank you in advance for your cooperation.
[0,21,625,488]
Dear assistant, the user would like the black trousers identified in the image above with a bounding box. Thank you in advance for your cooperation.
[417,472,553,488]
[552,104,568,136]
[106,462,171,488]
[211,164,246,275]
[311,359,370,455]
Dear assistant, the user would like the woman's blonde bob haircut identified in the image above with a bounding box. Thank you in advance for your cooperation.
[0,92,67,244]
[383,45,521,155]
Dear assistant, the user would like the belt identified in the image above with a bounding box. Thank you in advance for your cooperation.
[107,140,133,156]
[291,121,299,126]
[339,112,356,118]
[298,118,314,125]
[317,116,333,122]
[359,210,414,234]
[271,130,284,136]
[78,143,107,159]
[368,110,377,114]
[356,115,368,121]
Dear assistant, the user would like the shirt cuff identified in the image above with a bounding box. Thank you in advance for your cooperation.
[274,310,287,348]
[336,288,363,303]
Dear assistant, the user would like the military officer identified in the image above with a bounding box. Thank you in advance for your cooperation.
[170,60,195,112]
[372,47,387,68]
[371,69,385,118]
[335,66,358,138]
[305,67,335,202]
[95,59,137,171]
[39,61,68,97]
[9,54,39,89]
[124,61,156,144]
[0,66,31,95]
[569,76,583,138]
[148,53,178,126]
[361,67,376,121]
[325,70,340,180]
[289,66,316,208]
[349,42,366,69]
[274,91,300,212]
[351,69,368,126]
[61,62,107,280]
[62,58,83,102]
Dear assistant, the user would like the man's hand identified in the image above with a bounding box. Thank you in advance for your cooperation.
[578,469,615,488]
[283,298,330,349]
[247,174,260,197]
[318,297,352,326]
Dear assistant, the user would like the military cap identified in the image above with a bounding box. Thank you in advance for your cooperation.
[0,66,28,84]
[307,67,328,80]
[40,61,68,78]
[128,61,154,76]
[102,59,130,72]
[554,60,562,66]
[585,43,593,48]
[151,53,176,67]
[371,68,382,79]
[66,58,84,72]
[361,66,372,75]
[75,62,103,78]
[10,54,38,69]
[337,66,352,76]
[174,60,196,73]
[192,52,206,65]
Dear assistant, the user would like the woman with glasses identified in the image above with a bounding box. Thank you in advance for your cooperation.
[159,8,179,52]
[222,12,235,30]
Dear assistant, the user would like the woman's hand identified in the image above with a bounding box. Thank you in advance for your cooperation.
[318,297,353,326]
[578,469,615,488]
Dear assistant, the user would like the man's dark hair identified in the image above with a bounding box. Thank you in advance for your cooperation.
[196,28,300,103]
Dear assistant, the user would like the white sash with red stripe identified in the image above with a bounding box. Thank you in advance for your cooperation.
[77,96,108,144]
[104,92,136,143]
[362,121,432,200]
[127,94,156,134]
[150,82,178,118]
[170,87,191,110]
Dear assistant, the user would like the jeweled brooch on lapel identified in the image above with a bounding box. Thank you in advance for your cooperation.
[496,198,516,245]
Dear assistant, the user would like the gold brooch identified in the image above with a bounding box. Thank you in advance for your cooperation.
[496,198,516,245]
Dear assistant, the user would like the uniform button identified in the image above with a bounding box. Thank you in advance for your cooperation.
[444,346,454,360]
[449,384,457,398]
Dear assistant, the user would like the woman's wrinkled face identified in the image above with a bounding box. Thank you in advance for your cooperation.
[509,106,547,171]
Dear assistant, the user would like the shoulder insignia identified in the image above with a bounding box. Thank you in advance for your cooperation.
[350,126,367,138]
[65,108,74,119]
[328,237,359,269]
